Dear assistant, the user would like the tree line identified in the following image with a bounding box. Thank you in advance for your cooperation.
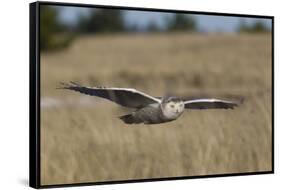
[40,6,198,50]
[40,6,270,51]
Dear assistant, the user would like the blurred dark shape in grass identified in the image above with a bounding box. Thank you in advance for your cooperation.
[40,6,75,51]
[166,14,197,32]
[146,20,161,32]
[77,9,126,33]
[237,19,271,33]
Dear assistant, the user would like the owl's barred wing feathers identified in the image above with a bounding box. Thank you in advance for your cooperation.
[59,82,161,108]
[184,98,238,109]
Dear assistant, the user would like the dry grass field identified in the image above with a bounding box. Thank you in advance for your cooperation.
[40,33,272,185]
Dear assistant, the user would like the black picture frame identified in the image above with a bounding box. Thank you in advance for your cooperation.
[29,1,274,189]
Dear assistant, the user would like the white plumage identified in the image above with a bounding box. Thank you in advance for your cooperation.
[59,82,239,124]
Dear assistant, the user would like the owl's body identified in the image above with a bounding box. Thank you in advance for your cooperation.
[120,99,184,124]
[120,105,166,124]
[60,82,239,125]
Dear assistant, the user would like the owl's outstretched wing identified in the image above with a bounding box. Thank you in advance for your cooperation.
[59,82,161,108]
[184,98,238,109]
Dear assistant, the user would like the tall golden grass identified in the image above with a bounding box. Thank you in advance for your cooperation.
[40,33,272,185]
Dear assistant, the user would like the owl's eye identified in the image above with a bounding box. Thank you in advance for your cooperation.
[170,104,175,108]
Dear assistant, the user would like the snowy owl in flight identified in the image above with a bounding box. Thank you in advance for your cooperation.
[60,82,239,125]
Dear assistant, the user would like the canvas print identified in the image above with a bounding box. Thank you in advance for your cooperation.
[34,2,273,187]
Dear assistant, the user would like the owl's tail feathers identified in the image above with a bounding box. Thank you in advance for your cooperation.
[119,114,137,124]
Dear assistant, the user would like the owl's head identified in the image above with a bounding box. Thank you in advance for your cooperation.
[161,96,185,120]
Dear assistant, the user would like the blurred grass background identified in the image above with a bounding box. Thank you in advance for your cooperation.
[40,5,272,185]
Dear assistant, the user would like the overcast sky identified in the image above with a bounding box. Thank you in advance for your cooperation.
[56,6,272,32]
